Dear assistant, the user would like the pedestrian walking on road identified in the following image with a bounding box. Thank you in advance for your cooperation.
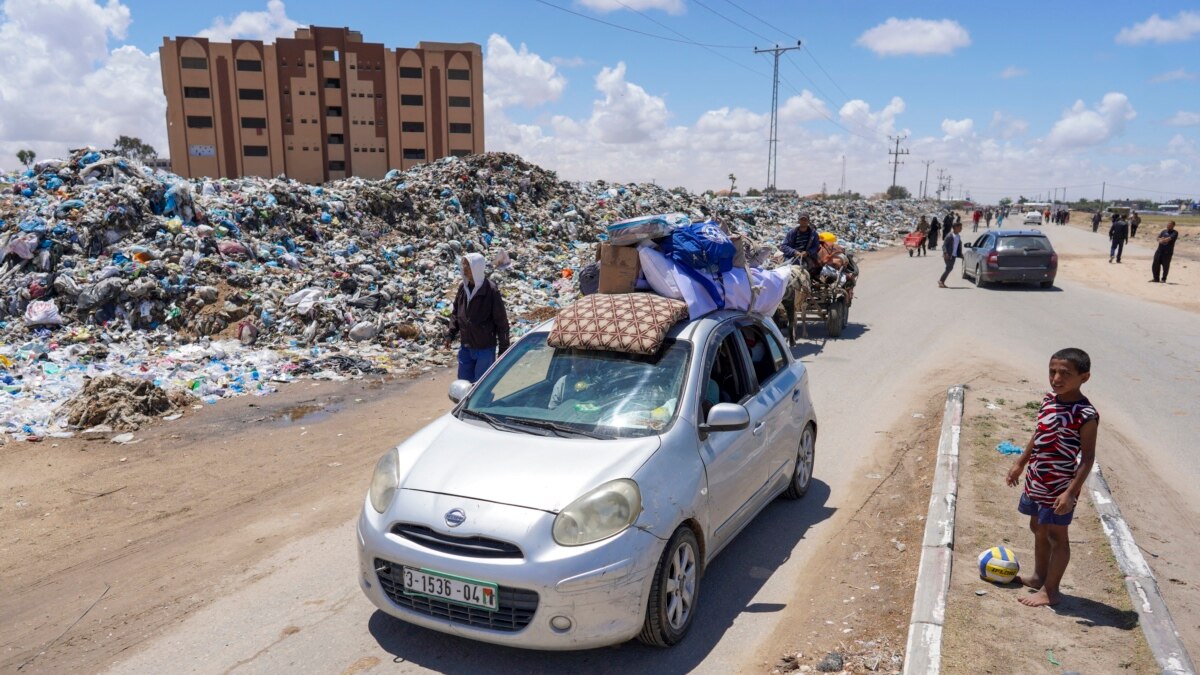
[997,210,1005,228]
[972,209,983,232]
[1108,215,1129,263]
[928,215,941,252]
[939,221,963,288]
[1091,211,1101,233]
[1006,348,1099,607]
[445,253,511,383]
[1043,207,1051,225]
[985,208,994,228]
[915,216,929,256]
[1129,211,1141,238]
[1151,221,1178,283]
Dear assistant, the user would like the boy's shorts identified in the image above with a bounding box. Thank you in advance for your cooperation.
[1018,492,1074,526]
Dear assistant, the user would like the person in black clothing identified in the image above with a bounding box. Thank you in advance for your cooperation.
[1151,221,1178,282]
[1091,211,1102,233]
[444,252,511,382]
[1108,216,1129,263]
[780,213,821,275]
[939,222,964,288]
[928,216,941,253]
[1129,212,1141,238]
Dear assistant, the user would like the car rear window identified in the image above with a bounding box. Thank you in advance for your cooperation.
[998,236,1051,252]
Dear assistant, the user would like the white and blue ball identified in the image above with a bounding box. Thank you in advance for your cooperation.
[978,546,1020,583]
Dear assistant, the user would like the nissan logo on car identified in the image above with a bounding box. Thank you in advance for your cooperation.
[444,509,466,527]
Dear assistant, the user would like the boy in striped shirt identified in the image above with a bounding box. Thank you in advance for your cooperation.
[1005,348,1099,607]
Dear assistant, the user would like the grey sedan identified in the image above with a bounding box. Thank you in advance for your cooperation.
[357,310,817,649]
[962,229,1057,288]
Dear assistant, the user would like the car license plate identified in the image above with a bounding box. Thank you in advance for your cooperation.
[402,567,499,611]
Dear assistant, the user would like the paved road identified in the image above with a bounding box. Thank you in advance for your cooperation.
[109,224,1199,673]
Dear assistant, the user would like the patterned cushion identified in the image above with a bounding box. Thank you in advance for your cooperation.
[548,293,689,355]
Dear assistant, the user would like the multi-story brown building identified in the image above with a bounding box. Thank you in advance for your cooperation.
[160,26,484,183]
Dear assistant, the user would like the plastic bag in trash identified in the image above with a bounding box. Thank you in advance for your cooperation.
[24,300,63,326]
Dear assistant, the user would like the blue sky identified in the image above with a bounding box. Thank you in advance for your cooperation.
[2,0,1197,201]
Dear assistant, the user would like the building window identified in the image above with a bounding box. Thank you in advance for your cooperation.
[238,88,265,100]
[400,94,423,106]
[323,49,339,62]
[329,160,346,171]
[399,67,422,79]
[241,117,267,129]
[328,134,344,145]
[349,64,356,70]
[299,90,306,95]
[351,120,358,125]
[184,86,210,98]
[326,106,343,117]
[324,77,341,88]
[451,149,471,157]
[236,59,262,72]
[243,145,268,157]
[181,57,207,69]
[402,121,424,132]
[368,120,375,125]
[376,93,383,99]
[448,69,470,81]
[186,115,213,128]
[448,96,471,108]
[302,146,309,151]
[403,148,426,160]
[449,122,472,134]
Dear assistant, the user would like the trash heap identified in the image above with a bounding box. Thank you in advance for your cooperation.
[1,148,931,440]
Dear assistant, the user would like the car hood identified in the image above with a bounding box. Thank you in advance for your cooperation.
[396,415,662,512]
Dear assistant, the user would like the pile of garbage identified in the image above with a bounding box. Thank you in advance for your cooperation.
[63,373,190,432]
[1,148,931,440]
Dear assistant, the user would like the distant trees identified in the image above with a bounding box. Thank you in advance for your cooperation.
[16,149,36,167]
[745,188,762,197]
[998,197,1013,206]
[886,185,911,200]
[112,135,158,162]
[728,173,736,194]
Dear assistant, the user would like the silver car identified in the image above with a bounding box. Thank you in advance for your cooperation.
[962,229,1057,288]
[357,310,817,649]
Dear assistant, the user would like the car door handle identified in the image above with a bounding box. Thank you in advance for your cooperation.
[752,421,765,435]
[791,389,801,401]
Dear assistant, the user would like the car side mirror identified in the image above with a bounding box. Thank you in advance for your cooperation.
[448,379,473,404]
[700,403,750,434]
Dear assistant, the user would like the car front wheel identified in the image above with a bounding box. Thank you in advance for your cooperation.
[638,526,700,647]
[784,422,816,499]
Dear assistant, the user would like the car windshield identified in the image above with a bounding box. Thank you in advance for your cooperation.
[460,333,690,439]
[998,236,1051,252]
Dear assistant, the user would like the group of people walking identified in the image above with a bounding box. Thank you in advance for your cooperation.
[1104,211,1178,283]
[910,212,967,288]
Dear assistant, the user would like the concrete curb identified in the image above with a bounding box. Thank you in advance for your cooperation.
[902,385,963,675]
[1088,463,1196,674]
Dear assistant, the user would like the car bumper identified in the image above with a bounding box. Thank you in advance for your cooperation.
[357,489,663,650]
[984,268,1055,283]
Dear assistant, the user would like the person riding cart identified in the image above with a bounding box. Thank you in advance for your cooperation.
[780,213,821,277]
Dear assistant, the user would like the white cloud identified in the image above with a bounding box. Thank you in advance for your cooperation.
[197,0,301,43]
[1150,68,1198,83]
[779,91,830,123]
[587,62,670,144]
[577,0,684,14]
[1045,93,1136,148]
[1165,111,1200,127]
[856,18,970,56]
[999,66,1026,79]
[550,55,587,68]
[839,97,905,138]
[0,0,164,166]
[1116,10,1200,45]
[990,111,1028,139]
[1167,134,1198,156]
[484,34,566,109]
[941,118,974,139]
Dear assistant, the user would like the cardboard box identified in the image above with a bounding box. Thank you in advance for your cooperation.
[598,243,641,294]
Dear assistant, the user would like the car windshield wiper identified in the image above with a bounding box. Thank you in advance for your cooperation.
[459,409,536,435]
[504,417,608,440]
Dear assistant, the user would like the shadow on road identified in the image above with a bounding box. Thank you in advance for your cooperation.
[975,283,1063,293]
[368,480,836,674]
[789,322,871,360]
[1052,595,1140,631]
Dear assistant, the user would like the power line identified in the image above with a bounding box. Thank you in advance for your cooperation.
[1106,183,1197,197]
[804,48,851,102]
[693,0,776,43]
[610,0,769,81]
[754,42,804,191]
[721,0,798,42]
[530,0,749,49]
[888,135,909,190]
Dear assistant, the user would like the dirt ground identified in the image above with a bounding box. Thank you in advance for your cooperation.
[763,386,943,674]
[0,371,456,673]
[940,373,1156,674]
[1058,210,1199,314]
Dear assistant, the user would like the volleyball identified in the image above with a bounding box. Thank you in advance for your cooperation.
[978,546,1020,583]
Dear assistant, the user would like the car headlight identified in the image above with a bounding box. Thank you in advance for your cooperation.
[368,449,399,513]
[552,479,642,546]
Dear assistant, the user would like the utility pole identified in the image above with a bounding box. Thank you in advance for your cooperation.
[839,155,846,194]
[753,42,802,192]
[888,135,909,190]
[921,160,934,199]
[1100,181,1106,213]
[935,169,946,201]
